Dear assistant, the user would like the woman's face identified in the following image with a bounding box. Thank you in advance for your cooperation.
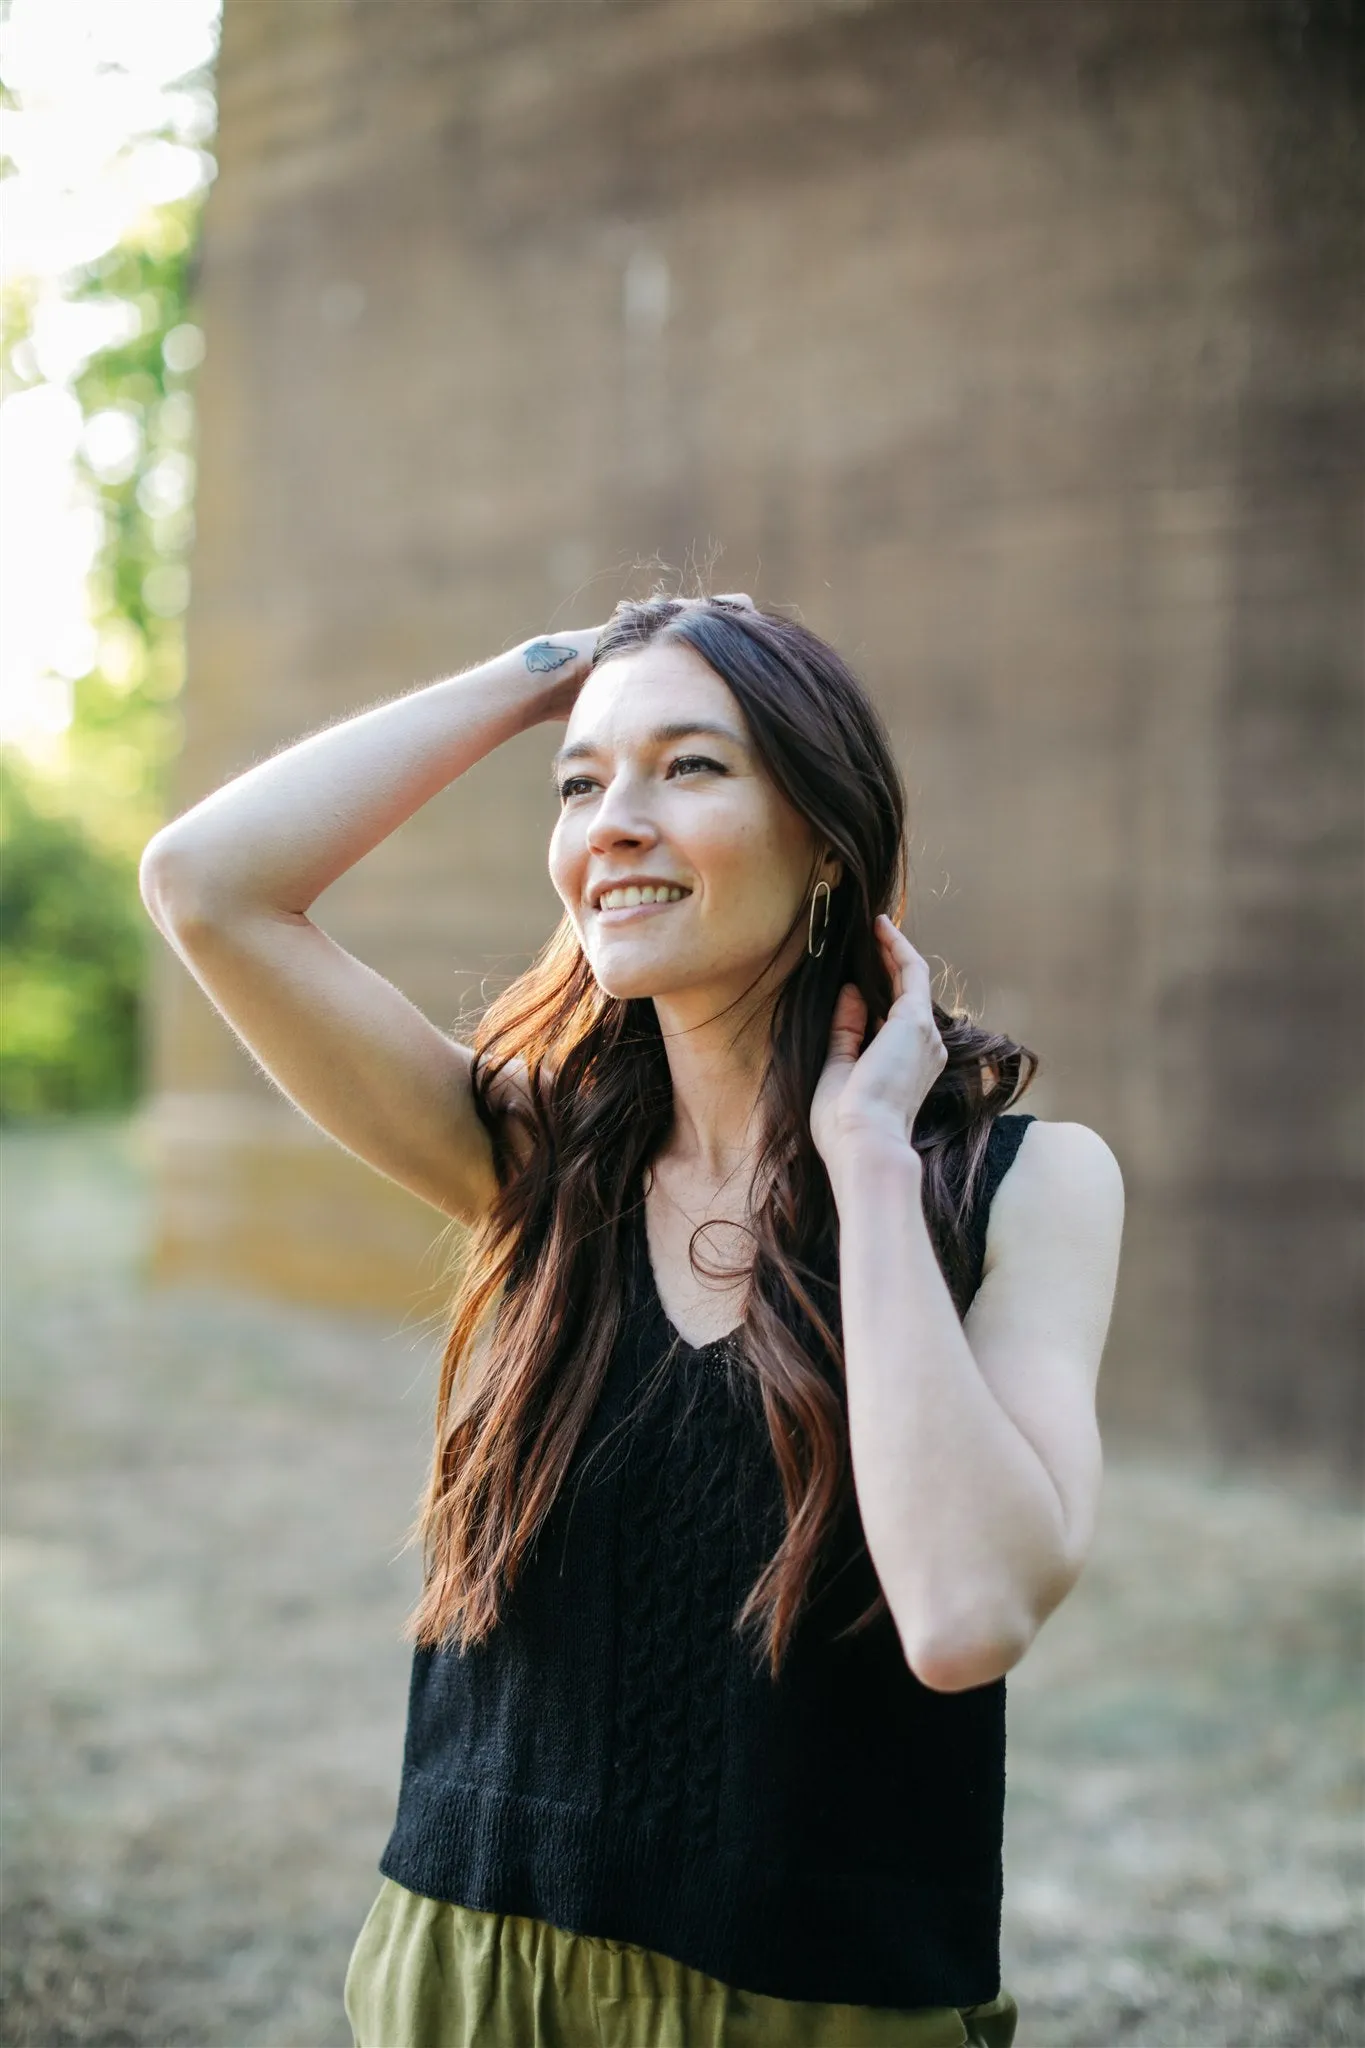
[548,638,839,1006]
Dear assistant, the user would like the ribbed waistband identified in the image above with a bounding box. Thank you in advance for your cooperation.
[379,1769,1006,2013]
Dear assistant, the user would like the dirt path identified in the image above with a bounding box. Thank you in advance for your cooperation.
[2,1122,1360,2046]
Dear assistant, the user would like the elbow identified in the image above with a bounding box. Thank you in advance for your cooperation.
[898,1604,1036,1694]
[889,1547,1086,1695]
[901,1568,1085,1692]
[905,1626,1032,1694]
[138,831,220,941]
[138,831,185,933]
[907,1634,1029,1694]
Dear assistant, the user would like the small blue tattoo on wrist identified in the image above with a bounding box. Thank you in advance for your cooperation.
[525,641,576,673]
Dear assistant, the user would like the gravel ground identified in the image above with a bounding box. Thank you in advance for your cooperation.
[2,1120,1361,2047]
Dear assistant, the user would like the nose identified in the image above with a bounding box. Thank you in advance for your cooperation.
[585,769,660,855]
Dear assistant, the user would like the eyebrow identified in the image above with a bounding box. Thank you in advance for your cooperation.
[550,720,750,780]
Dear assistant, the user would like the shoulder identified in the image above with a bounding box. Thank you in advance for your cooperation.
[982,1117,1125,1276]
[1004,1116,1123,1193]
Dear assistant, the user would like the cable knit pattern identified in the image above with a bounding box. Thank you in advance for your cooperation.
[608,1332,676,1820]
[679,1369,741,1855]
[610,1256,751,1846]
[379,1116,1036,2012]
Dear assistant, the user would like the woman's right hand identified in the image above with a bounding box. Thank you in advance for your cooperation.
[523,593,758,722]
[519,626,602,722]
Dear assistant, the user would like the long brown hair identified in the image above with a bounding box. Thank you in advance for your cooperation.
[409,596,1037,1674]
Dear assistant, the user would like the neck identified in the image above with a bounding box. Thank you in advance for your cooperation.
[649,980,775,1187]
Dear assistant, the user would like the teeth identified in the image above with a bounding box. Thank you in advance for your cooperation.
[599,884,688,911]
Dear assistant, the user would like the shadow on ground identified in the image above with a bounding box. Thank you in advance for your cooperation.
[1,1121,1361,2047]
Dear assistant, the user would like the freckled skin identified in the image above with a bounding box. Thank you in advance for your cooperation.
[548,642,840,1033]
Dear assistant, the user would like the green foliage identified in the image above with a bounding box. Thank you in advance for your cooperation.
[2,145,211,1116]
[68,198,203,860]
[0,755,146,1121]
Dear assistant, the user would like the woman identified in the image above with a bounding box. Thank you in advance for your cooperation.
[141,593,1125,2046]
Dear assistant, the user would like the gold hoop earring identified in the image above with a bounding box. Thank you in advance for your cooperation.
[807,879,831,959]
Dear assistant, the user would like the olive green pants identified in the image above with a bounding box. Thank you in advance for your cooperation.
[345,1878,1020,2048]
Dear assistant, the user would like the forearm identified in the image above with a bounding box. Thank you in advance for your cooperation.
[141,639,565,924]
[832,1137,1070,1686]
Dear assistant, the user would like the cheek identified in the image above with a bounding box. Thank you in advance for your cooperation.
[547,819,579,900]
[696,814,796,925]
[722,800,789,872]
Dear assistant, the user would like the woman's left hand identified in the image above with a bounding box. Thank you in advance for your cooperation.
[810,915,947,1178]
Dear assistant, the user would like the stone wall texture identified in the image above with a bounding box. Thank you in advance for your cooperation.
[147,0,1364,1482]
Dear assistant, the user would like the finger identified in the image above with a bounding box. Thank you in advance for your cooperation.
[825,983,868,1065]
[714,591,756,611]
[875,913,922,960]
[875,1001,948,1075]
[875,915,930,1001]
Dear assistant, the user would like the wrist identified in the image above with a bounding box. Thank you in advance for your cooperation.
[512,631,598,724]
[825,1124,922,1209]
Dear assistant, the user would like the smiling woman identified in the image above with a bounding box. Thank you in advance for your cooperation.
[138,592,1123,2047]
[548,645,831,1025]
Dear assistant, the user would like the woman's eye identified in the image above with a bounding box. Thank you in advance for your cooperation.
[558,757,724,802]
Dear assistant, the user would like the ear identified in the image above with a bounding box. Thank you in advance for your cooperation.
[821,850,844,892]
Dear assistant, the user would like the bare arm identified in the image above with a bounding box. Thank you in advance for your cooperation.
[832,1121,1122,1692]
[139,633,595,1224]
[811,914,1123,1692]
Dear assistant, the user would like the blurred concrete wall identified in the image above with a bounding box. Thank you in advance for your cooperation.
[146,0,1363,1482]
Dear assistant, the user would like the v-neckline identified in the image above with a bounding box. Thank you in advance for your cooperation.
[632,1175,744,1357]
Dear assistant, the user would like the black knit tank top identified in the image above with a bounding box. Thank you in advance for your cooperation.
[379,1113,1036,2009]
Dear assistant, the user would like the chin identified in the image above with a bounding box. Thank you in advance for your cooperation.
[589,967,665,1002]
[586,949,690,1003]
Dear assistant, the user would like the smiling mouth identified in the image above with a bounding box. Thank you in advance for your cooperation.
[593,888,691,920]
